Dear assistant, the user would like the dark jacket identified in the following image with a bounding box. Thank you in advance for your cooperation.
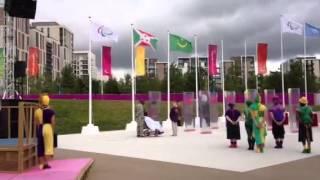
[170,107,179,122]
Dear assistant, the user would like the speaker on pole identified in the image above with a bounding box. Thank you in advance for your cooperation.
[5,0,37,19]
[14,61,26,78]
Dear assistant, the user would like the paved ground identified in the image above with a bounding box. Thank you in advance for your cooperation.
[56,149,320,180]
[58,121,320,172]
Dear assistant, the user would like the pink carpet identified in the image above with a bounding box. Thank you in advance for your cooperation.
[0,158,93,180]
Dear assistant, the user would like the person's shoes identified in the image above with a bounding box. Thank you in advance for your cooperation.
[229,144,234,148]
[39,164,44,170]
[306,149,311,154]
[280,141,283,149]
[302,149,308,153]
[43,164,51,169]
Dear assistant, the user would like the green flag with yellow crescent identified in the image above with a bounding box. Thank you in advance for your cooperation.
[170,34,193,53]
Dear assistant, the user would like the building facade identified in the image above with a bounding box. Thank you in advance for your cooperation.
[73,51,98,79]
[177,57,208,73]
[29,26,61,79]
[0,6,30,94]
[31,22,74,72]
[155,62,167,81]
[282,57,320,78]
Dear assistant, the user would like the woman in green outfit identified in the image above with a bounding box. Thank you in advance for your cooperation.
[250,96,267,153]
[296,97,313,153]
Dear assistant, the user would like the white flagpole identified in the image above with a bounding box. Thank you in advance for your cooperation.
[221,40,225,116]
[100,46,103,95]
[195,35,200,122]
[81,16,99,135]
[88,18,93,125]
[207,45,210,92]
[26,69,29,95]
[304,25,308,97]
[281,30,285,108]
[167,31,170,121]
[131,24,135,123]
[244,40,248,92]
[255,44,259,90]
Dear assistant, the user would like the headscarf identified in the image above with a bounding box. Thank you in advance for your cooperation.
[39,94,50,106]
[299,96,308,105]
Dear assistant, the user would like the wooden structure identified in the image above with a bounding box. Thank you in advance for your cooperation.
[0,101,38,172]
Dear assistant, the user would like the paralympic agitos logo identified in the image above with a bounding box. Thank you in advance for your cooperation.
[97,26,113,37]
[287,22,300,31]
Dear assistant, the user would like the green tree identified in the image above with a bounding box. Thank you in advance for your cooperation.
[60,65,76,93]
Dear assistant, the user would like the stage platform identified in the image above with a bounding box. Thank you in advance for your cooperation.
[0,158,93,180]
[58,121,320,172]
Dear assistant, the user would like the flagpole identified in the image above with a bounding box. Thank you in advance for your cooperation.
[207,46,210,92]
[100,46,103,95]
[255,44,259,90]
[304,25,308,98]
[131,24,135,123]
[195,35,200,124]
[167,31,170,121]
[88,18,93,125]
[244,40,248,92]
[81,16,99,135]
[221,40,225,117]
[281,29,285,108]
[26,60,30,95]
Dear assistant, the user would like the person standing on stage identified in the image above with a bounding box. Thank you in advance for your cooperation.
[225,103,241,148]
[244,100,255,150]
[250,96,267,153]
[297,97,313,154]
[34,94,55,170]
[269,96,286,149]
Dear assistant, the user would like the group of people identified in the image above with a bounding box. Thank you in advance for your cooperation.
[226,95,313,154]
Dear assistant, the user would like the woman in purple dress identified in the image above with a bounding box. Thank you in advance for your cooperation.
[225,103,241,148]
[269,96,285,149]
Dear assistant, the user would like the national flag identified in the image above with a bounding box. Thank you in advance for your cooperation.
[0,48,4,79]
[133,28,158,50]
[208,45,218,76]
[257,43,268,75]
[90,22,118,42]
[102,46,112,77]
[170,34,193,53]
[28,47,40,77]
[305,23,320,38]
[280,15,303,35]
[135,46,146,76]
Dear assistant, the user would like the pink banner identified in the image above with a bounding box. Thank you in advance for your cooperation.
[257,43,268,75]
[102,46,112,76]
[208,45,218,76]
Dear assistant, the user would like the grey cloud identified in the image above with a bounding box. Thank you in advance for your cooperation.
[37,0,320,71]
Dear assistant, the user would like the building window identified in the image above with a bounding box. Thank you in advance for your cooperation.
[36,32,39,47]
[47,28,50,37]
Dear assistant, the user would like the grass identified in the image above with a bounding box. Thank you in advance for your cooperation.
[50,99,320,135]
[51,100,169,134]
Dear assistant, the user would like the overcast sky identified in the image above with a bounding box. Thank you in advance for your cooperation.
[35,0,320,78]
